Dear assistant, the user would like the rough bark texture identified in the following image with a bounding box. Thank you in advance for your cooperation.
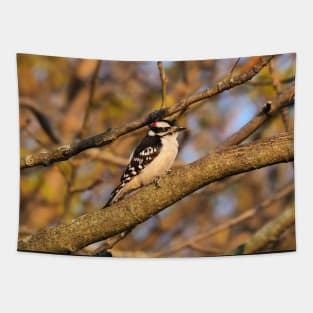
[20,55,273,170]
[18,132,293,253]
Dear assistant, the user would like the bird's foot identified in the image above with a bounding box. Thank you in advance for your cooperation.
[153,176,161,188]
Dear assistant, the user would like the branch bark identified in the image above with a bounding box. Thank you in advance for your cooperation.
[20,55,273,170]
[18,132,293,253]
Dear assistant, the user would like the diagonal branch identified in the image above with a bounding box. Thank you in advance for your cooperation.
[154,182,294,257]
[20,98,60,144]
[229,58,241,75]
[220,85,294,148]
[20,55,273,170]
[18,132,293,253]
[229,206,295,255]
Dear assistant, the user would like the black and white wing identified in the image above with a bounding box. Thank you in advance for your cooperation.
[105,136,162,206]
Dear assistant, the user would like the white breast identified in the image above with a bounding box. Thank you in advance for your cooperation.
[137,133,179,186]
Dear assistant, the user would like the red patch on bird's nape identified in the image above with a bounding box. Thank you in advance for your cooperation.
[151,121,158,127]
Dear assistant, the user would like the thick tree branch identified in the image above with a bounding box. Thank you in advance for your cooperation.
[20,55,273,170]
[18,132,293,253]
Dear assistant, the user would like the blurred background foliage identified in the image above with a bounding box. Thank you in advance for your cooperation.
[18,53,295,256]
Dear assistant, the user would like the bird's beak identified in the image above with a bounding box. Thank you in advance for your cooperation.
[174,126,186,132]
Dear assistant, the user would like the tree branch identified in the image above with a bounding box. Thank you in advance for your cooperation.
[157,61,167,108]
[220,85,294,148]
[154,182,294,257]
[69,178,104,193]
[20,55,273,170]
[18,132,293,253]
[20,97,60,144]
[248,76,295,86]
[77,60,101,138]
[269,60,290,131]
[229,206,295,255]
[229,58,241,74]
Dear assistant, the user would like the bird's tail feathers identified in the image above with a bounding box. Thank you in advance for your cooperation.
[103,183,126,208]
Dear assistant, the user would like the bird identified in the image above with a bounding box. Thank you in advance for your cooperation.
[104,120,185,207]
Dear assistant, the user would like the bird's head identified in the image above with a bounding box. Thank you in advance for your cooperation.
[148,120,186,137]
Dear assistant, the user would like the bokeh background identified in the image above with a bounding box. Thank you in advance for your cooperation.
[18,53,295,257]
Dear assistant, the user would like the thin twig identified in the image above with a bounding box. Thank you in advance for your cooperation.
[77,60,101,138]
[269,61,283,94]
[20,98,60,144]
[187,242,222,254]
[230,58,241,75]
[22,127,50,149]
[248,76,295,86]
[219,85,294,148]
[81,229,132,256]
[269,60,290,131]
[157,61,168,108]
[174,56,272,119]
[155,210,255,257]
[85,149,128,166]
[57,162,77,221]
[69,178,104,193]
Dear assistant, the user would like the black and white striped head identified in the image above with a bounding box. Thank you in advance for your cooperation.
[148,120,185,137]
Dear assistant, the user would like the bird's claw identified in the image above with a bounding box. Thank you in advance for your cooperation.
[153,176,161,188]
